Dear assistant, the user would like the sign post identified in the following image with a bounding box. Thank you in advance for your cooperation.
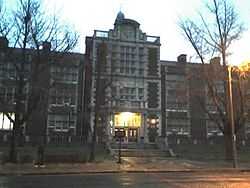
[115,130,125,164]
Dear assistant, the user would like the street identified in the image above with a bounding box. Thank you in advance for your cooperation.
[1,172,250,188]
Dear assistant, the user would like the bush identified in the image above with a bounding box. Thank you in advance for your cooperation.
[18,154,34,163]
[0,144,110,164]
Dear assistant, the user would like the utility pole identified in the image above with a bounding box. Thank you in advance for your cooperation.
[227,66,238,168]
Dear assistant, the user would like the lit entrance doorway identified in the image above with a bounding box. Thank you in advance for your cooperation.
[115,128,138,142]
[127,128,138,142]
[114,112,141,143]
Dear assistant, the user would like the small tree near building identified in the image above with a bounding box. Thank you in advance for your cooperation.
[179,0,245,162]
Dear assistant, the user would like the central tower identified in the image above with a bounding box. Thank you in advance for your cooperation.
[85,12,161,143]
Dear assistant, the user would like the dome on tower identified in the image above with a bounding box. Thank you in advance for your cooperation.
[115,11,125,24]
[116,11,125,20]
[114,11,140,27]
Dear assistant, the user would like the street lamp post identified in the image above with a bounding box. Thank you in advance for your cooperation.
[227,60,250,168]
[227,66,238,168]
[116,130,125,164]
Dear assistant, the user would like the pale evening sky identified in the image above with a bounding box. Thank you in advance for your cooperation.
[4,0,250,64]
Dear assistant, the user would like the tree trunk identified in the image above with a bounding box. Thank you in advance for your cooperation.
[89,42,107,162]
[89,116,97,162]
[9,115,20,163]
[9,128,17,163]
[224,124,233,161]
[224,130,233,161]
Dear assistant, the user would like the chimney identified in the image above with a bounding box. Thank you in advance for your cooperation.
[177,54,187,63]
[42,41,51,51]
[0,37,9,49]
[210,57,220,65]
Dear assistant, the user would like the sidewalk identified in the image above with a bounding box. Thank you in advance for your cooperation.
[1,158,250,176]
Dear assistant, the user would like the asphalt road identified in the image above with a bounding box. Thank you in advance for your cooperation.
[1,172,250,188]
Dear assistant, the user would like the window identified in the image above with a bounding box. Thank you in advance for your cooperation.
[50,96,56,104]
[139,68,144,75]
[131,88,136,95]
[120,53,125,60]
[131,68,135,74]
[0,52,5,58]
[112,87,117,96]
[0,113,14,130]
[120,67,124,73]
[64,96,70,104]
[6,89,12,101]
[138,88,144,100]
[71,97,76,105]
[0,88,5,100]
[126,67,129,73]
[139,47,144,54]
[168,112,187,119]
[49,114,75,131]
[138,88,144,95]
[132,47,136,53]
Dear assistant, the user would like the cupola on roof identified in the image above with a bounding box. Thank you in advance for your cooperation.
[114,11,140,27]
[116,11,125,22]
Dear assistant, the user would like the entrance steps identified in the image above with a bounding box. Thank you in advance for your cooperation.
[111,142,172,158]
[111,142,158,149]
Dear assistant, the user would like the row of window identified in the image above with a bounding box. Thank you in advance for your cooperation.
[119,59,145,64]
[49,88,76,105]
[50,87,76,96]
[49,120,75,130]
[50,96,76,105]
[120,46,136,53]
[0,69,30,80]
[52,72,78,82]
[0,88,15,102]
[48,115,76,130]
[112,87,144,95]
[0,62,30,70]
[120,95,144,100]
[119,67,144,75]
[51,66,77,74]
[0,87,28,102]
[114,100,142,108]
[111,46,144,54]
[166,123,224,135]
[112,52,145,60]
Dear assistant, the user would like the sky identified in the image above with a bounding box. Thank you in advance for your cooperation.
[3,0,250,64]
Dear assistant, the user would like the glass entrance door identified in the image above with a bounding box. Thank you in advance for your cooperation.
[128,128,138,142]
[114,128,138,143]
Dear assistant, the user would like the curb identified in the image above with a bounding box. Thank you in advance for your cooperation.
[1,168,250,176]
[0,171,120,176]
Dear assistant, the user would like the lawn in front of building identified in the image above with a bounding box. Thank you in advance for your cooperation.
[0,143,111,164]
[172,143,250,164]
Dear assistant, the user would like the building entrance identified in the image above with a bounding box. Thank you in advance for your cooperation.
[115,128,138,142]
[114,112,141,143]
[127,128,138,142]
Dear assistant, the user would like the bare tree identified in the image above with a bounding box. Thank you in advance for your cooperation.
[0,2,12,36]
[179,0,245,162]
[0,0,79,162]
[89,42,109,162]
